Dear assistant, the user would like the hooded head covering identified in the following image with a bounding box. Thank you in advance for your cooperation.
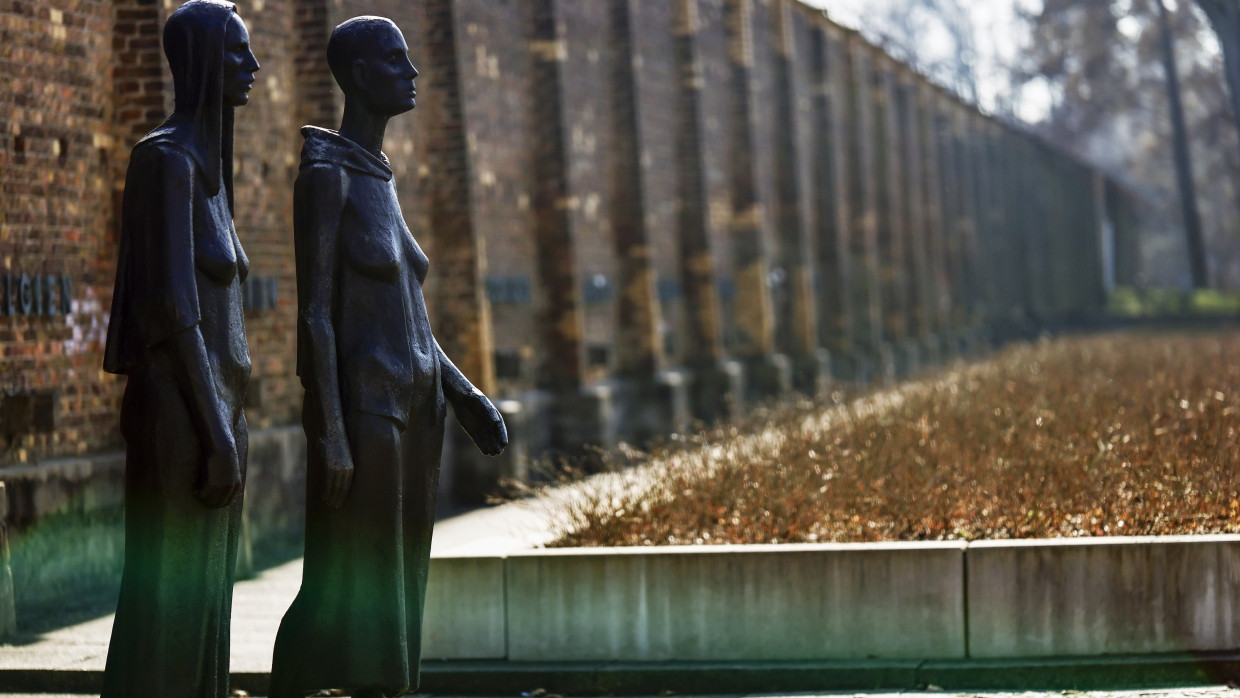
[103,0,241,375]
[157,0,238,210]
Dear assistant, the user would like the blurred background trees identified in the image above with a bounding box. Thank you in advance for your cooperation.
[816,0,1240,291]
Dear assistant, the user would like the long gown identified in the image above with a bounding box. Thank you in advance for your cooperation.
[101,118,251,697]
[269,126,444,697]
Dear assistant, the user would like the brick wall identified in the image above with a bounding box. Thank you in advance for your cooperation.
[694,0,739,352]
[0,0,1124,471]
[0,0,119,465]
[560,0,619,382]
[453,0,539,394]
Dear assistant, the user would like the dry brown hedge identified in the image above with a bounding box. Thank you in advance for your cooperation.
[549,332,1240,547]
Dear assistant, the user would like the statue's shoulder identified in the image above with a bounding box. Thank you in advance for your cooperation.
[124,126,198,197]
[298,125,393,183]
[131,119,196,173]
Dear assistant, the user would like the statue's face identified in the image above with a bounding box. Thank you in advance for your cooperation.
[222,13,260,108]
[355,23,419,116]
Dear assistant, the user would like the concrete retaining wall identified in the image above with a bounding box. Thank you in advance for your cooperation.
[967,535,1240,657]
[422,535,1240,661]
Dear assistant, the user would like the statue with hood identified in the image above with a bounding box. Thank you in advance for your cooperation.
[269,15,507,698]
[100,1,259,695]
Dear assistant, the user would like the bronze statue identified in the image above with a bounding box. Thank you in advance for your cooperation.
[100,1,259,696]
[269,16,507,698]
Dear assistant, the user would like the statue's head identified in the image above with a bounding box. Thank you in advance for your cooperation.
[164,0,259,113]
[328,16,419,117]
[161,0,260,203]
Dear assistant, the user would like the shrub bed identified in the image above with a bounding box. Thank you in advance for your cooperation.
[550,332,1240,547]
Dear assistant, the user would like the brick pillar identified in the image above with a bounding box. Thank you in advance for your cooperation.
[1014,130,1039,334]
[986,123,1022,340]
[872,51,912,376]
[422,0,519,501]
[529,0,583,394]
[1107,180,1141,287]
[771,1,824,393]
[931,92,968,354]
[423,0,496,396]
[916,82,952,360]
[1047,155,1071,324]
[1006,132,1039,336]
[1074,163,1106,322]
[973,116,1003,341]
[1035,142,1057,328]
[675,0,743,423]
[937,101,962,347]
[725,0,788,401]
[610,0,662,379]
[819,23,855,370]
[841,32,887,382]
[529,0,611,457]
[604,0,692,443]
[292,0,339,129]
[952,105,984,352]
[895,68,933,362]
[1014,131,1041,334]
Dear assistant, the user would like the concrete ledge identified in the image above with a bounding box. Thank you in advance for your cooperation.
[0,453,125,526]
[968,535,1240,658]
[423,555,507,660]
[503,542,966,661]
[12,533,1240,694]
[8,654,1240,696]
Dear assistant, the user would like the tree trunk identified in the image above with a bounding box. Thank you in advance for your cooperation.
[1159,0,1210,288]
[1196,0,1240,144]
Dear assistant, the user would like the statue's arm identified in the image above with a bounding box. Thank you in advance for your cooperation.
[436,340,507,456]
[294,164,354,508]
[143,146,240,508]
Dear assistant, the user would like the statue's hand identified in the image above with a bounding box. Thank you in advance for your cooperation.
[320,433,354,510]
[455,392,508,456]
[195,432,242,508]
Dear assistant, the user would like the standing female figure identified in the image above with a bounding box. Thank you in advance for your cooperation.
[269,16,507,698]
[101,1,259,695]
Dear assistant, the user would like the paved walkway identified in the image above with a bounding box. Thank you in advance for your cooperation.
[3,487,1240,697]
[0,495,565,676]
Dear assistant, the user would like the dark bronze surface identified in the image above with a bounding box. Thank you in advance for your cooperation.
[100,1,260,696]
[269,16,506,698]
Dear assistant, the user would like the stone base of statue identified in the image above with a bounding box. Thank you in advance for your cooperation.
[742,353,791,404]
[687,359,745,425]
